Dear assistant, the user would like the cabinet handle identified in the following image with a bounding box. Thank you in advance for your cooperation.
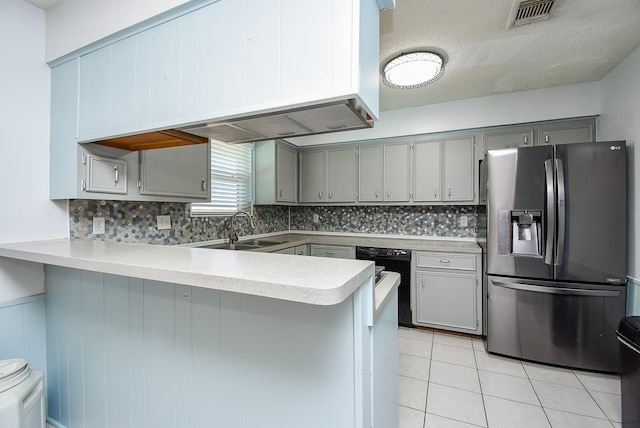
[439,259,451,263]
[319,190,323,199]
[279,189,283,198]
[326,251,336,255]
[434,186,437,197]
[387,189,391,198]
[545,133,550,144]
[375,189,379,198]
[447,186,451,197]
[524,135,528,146]
[421,278,425,288]
[329,190,333,199]
[113,165,119,185]
[201,180,206,192]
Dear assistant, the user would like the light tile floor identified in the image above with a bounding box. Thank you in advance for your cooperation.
[398,327,622,428]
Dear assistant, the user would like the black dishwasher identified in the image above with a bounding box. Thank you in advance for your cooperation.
[356,247,412,327]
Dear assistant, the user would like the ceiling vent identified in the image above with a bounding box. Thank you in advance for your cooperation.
[508,0,555,28]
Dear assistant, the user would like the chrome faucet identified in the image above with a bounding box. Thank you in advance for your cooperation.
[229,210,256,246]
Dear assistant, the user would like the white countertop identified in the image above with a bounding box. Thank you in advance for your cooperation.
[0,239,374,306]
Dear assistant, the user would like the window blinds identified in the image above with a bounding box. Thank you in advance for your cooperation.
[191,140,253,216]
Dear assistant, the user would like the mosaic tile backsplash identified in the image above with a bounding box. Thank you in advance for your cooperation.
[69,200,482,245]
[69,200,289,245]
[290,206,482,238]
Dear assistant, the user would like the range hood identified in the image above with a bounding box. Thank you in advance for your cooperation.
[180,99,372,144]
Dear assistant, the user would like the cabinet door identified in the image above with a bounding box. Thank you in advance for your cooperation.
[537,119,595,146]
[327,147,356,202]
[309,245,355,259]
[110,36,137,134]
[384,143,411,202]
[139,144,209,199]
[299,150,326,203]
[85,155,127,194]
[415,270,477,332]
[148,18,182,125]
[413,140,441,202]
[443,137,474,202]
[358,145,384,202]
[276,143,298,202]
[482,129,533,155]
[79,47,111,139]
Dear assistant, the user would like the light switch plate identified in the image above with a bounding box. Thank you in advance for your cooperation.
[460,215,468,227]
[313,214,319,223]
[157,215,171,230]
[93,217,105,234]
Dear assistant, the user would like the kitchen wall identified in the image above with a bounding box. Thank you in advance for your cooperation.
[0,0,66,377]
[68,201,481,244]
[0,0,68,303]
[289,82,602,146]
[45,0,189,61]
[599,44,640,314]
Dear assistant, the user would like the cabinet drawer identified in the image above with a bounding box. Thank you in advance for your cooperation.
[415,252,476,271]
[309,245,355,259]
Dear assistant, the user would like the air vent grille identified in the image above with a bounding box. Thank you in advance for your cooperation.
[513,0,555,26]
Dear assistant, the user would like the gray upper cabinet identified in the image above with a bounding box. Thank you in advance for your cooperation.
[358,145,384,202]
[255,140,298,204]
[358,142,410,203]
[443,137,474,202]
[327,148,357,203]
[536,118,595,146]
[299,147,357,203]
[383,143,411,202]
[414,136,475,203]
[139,144,210,199]
[299,150,327,203]
[83,154,127,195]
[481,127,534,155]
[413,140,441,202]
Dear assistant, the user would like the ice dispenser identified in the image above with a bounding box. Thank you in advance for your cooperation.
[497,210,543,257]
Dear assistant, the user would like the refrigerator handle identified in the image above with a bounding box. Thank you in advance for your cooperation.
[544,159,555,266]
[555,158,566,271]
[491,280,621,297]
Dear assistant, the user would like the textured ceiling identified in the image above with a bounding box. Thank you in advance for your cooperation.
[380,0,640,111]
[25,0,640,114]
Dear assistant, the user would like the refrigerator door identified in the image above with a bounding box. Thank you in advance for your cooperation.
[487,275,626,372]
[555,142,627,284]
[487,146,554,279]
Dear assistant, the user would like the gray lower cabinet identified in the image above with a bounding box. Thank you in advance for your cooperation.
[138,144,210,199]
[412,251,482,335]
[273,244,308,255]
[310,244,355,259]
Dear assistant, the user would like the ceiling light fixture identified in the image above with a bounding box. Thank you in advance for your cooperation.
[381,51,445,89]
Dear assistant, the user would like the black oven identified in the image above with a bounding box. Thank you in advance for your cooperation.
[356,247,412,327]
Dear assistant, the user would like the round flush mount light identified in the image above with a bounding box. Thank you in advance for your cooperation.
[381,51,445,89]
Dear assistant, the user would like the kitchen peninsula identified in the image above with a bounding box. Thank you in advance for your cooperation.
[0,239,397,428]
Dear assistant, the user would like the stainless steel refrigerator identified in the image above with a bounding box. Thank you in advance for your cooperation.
[486,142,627,373]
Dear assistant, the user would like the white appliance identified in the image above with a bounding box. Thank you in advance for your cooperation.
[0,359,45,428]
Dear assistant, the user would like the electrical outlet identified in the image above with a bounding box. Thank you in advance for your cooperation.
[313,214,319,223]
[460,215,468,227]
[157,215,171,230]
[93,217,105,234]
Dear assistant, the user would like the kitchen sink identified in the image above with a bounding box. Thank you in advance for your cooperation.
[196,237,290,251]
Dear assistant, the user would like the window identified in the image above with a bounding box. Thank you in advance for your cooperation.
[191,140,253,216]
